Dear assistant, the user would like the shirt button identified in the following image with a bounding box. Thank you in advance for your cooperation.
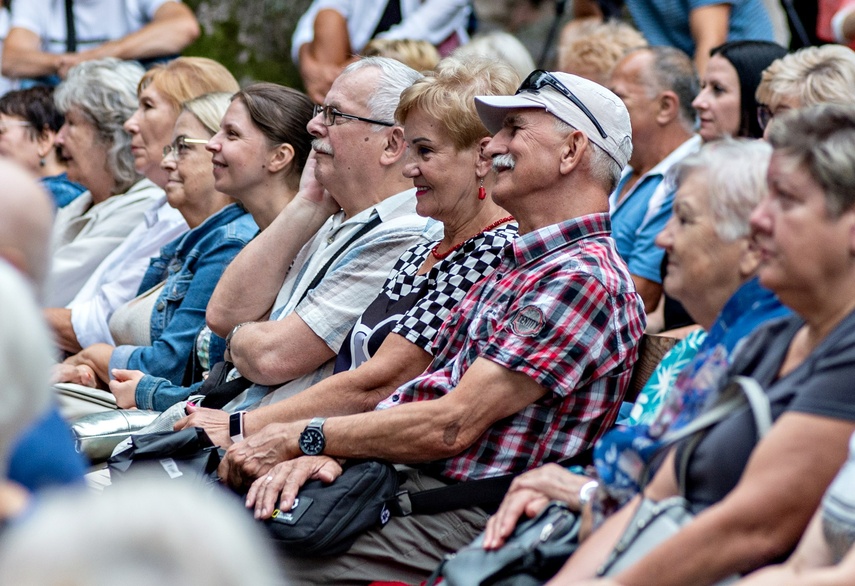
[391,394,400,402]
[156,301,165,311]
[327,236,335,244]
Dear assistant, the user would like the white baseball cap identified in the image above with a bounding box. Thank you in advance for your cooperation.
[475,70,633,169]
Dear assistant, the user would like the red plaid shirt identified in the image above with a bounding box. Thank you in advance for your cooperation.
[376,213,646,481]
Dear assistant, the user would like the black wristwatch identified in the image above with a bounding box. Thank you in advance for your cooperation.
[229,410,247,443]
[298,417,327,456]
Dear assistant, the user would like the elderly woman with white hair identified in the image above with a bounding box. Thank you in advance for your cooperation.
[46,58,162,308]
[0,261,54,527]
[756,44,855,139]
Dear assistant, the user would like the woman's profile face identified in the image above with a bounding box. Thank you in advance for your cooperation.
[55,106,110,190]
[206,99,274,200]
[401,107,482,225]
[692,55,742,142]
[0,113,40,173]
[124,84,179,186]
[750,151,854,310]
[161,111,215,212]
[655,169,745,308]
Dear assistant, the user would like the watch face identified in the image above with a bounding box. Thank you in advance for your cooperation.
[299,428,325,455]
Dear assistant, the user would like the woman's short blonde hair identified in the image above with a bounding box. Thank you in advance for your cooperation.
[558,19,647,86]
[756,45,855,111]
[362,38,440,73]
[182,92,233,136]
[395,56,519,151]
[139,57,240,112]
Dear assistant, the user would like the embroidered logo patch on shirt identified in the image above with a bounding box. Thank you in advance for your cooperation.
[511,305,545,337]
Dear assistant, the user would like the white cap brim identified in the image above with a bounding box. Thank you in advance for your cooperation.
[475,94,552,134]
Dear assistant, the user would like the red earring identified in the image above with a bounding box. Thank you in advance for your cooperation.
[478,177,486,200]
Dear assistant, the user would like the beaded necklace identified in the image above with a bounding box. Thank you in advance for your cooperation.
[430,215,514,260]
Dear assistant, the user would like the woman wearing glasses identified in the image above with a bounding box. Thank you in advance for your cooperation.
[0,86,84,208]
[58,85,314,409]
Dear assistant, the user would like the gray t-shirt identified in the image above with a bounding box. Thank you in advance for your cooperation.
[681,310,855,507]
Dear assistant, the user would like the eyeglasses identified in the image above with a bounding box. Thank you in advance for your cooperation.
[162,136,209,158]
[757,104,792,132]
[0,120,32,135]
[517,70,608,139]
[313,104,394,127]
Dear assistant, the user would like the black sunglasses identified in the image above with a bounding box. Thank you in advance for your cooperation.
[517,70,608,139]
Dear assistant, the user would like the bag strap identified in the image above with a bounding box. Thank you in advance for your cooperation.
[294,215,382,308]
[65,0,77,53]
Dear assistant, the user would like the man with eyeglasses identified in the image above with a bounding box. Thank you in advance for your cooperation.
[211,69,645,584]
[199,57,437,413]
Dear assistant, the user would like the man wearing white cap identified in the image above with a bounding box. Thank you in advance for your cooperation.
[215,70,646,584]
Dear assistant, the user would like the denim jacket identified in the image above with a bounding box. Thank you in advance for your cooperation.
[109,204,258,394]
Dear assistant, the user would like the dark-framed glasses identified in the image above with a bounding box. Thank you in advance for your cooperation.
[757,104,791,132]
[163,136,209,158]
[313,104,394,127]
[517,70,608,139]
[0,120,32,135]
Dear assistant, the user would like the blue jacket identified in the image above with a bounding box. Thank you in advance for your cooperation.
[109,203,257,394]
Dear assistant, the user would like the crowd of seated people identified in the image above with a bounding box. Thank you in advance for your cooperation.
[5,1,855,584]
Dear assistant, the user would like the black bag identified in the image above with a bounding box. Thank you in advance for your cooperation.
[107,427,222,489]
[263,459,400,556]
[428,502,581,586]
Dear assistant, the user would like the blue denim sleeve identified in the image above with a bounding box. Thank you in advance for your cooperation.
[135,375,204,412]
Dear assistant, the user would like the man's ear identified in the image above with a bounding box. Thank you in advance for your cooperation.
[476,136,492,178]
[558,130,587,175]
[656,91,681,125]
[380,126,407,166]
[268,143,296,173]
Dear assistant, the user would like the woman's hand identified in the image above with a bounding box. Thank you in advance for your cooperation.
[483,464,593,550]
[50,363,97,387]
[62,343,115,383]
[108,369,144,409]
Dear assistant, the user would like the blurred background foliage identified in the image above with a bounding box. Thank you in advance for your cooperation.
[183,0,313,88]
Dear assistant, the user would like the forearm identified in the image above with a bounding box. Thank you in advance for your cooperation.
[1,29,63,78]
[86,4,199,60]
[244,335,432,434]
[44,308,82,354]
[690,4,730,73]
[207,199,332,337]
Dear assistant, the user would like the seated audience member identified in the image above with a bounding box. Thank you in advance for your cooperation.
[45,57,239,356]
[483,138,789,552]
[452,31,536,81]
[550,103,855,585]
[0,159,86,491]
[756,44,855,138]
[737,430,855,585]
[291,0,471,102]
[0,261,55,529]
[693,40,789,143]
[46,58,157,308]
[177,56,520,445]
[361,38,440,72]
[573,0,775,73]
[212,70,644,584]
[607,46,699,314]
[55,84,315,415]
[0,86,84,208]
[1,0,199,83]
[0,476,283,585]
[558,19,647,87]
[111,57,432,413]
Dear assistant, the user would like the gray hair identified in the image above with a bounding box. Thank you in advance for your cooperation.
[0,475,284,586]
[0,261,52,465]
[343,56,423,129]
[639,46,699,129]
[54,58,144,194]
[672,138,772,241]
[182,92,232,136]
[554,117,624,193]
[768,103,855,217]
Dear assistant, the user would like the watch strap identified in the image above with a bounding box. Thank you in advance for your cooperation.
[229,410,247,443]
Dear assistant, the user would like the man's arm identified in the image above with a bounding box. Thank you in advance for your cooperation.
[44,308,82,354]
[632,275,662,315]
[690,3,731,74]
[219,356,548,488]
[2,27,64,78]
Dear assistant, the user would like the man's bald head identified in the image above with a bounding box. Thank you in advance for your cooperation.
[0,159,54,295]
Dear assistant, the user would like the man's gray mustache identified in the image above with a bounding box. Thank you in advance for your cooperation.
[492,154,516,171]
[312,139,334,156]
